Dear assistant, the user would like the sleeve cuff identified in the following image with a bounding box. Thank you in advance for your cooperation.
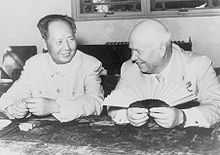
[52,96,103,122]
[1,108,15,119]
[182,107,209,128]
[52,98,82,122]
[108,108,129,124]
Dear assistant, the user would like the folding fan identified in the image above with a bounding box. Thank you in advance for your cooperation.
[104,77,197,108]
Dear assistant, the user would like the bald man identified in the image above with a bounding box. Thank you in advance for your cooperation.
[104,19,220,128]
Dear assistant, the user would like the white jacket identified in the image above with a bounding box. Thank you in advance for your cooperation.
[105,44,220,128]
[0,50,104,122]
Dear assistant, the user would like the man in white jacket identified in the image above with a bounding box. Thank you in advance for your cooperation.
[105,19,220,128]
[0,14,104,122]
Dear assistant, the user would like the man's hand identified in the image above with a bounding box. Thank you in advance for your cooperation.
[149,107,184,128]
[127,107,149,127]
[6,100,28,119]
[25,97,59,116]
[108,108,129,125]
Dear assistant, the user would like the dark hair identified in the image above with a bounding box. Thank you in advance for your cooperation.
[37,14,76,39]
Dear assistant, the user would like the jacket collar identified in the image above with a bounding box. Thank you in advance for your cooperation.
[46,50,81,78]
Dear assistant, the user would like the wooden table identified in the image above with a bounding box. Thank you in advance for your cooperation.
[0,114,220,155]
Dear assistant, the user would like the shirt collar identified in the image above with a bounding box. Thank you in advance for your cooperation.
[157,44,185,81]
[159,51,174,78]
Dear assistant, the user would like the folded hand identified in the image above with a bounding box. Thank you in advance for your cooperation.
[6,100,28,119]
[24,97,59,116]
[149,107,184,128]
[127,107,149,127]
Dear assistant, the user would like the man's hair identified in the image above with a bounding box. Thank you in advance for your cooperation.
[37,14,76,39]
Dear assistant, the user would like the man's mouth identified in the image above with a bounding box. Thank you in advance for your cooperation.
[60,52,71,57]
[135,62,152,74]
[132,60,142,64]
[136,61,145,66]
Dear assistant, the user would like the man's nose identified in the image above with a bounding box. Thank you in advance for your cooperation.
[63,40,71,50]
[131,52,138,62]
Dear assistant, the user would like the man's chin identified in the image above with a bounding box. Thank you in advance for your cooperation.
[137,66,150,74]
[136,64,154,74]
[55,58,72,64]
[139,68,153,74]
[141,71,152,74]
[60,55,75,63]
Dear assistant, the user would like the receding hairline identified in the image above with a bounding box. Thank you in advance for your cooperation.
[48,19,73,30]
[37,14,76,39]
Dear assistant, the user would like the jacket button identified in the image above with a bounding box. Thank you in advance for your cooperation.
[56,88,61,94]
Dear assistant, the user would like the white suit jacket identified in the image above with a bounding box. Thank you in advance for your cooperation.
[0,50,104,122]
[105,44,220,128]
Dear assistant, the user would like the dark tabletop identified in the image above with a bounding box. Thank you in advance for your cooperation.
[0,114,220,155]
[1,83,220,154]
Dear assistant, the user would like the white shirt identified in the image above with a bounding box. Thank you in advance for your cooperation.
[105,44,220,128]
[0,50,104,122]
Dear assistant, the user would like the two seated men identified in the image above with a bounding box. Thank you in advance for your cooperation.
[1,14,220,129]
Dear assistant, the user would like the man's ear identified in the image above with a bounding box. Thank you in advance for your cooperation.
[43,40,48,50]
[159,43,167,57]
[159,32,171,57]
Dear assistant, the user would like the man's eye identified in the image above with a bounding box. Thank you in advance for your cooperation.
[132,50,140,55]
[69,38,75,41]
[57,41,63,45]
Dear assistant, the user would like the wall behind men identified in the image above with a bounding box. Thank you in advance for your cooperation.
[0,0,220,67]
[76,16,220,67]
[0,0,71,64]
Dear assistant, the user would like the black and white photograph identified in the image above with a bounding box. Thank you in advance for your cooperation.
[0,0,220,154]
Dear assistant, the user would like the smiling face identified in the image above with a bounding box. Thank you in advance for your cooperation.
[45,20,77,64]
[129,38,165,74]
[129,20,171,74]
